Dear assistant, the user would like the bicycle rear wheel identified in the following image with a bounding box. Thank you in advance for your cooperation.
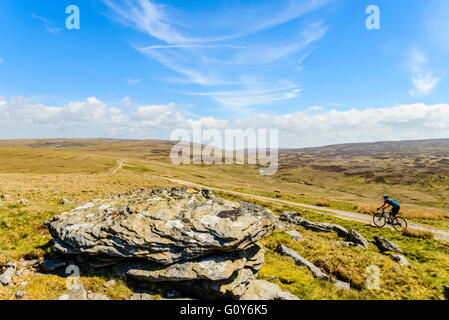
[373,213,387,227]
[392,216,407,231]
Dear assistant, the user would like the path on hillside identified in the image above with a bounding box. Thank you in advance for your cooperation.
[163,177,449,241]
[111,160,124,174]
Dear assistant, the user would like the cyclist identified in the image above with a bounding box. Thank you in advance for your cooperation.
[377,195,400,224]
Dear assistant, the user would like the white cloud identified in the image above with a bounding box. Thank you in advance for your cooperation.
[31,14,61,34]
[0,58,3,64]
[1,97,449,147]
[122,96,133,108]
[127,78,142,85]
[409,72,440,97]
[188,85,302,113]
[406,48,441,97]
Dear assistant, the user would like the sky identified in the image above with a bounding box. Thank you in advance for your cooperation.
[0,0,449,148]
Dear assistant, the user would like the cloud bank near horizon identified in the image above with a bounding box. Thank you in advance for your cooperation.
[1,96,449,148]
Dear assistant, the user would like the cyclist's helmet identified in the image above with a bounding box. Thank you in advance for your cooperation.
[383,194,389,199]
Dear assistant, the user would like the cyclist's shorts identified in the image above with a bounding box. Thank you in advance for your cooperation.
[390,207,400,216]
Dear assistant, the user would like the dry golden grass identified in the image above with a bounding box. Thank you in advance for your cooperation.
[316,200,331,207]
[402,228,434,240]
[0,138,449,300]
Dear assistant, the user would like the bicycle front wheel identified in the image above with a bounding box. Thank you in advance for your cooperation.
[392,216,407,231]
[373,213,387,227]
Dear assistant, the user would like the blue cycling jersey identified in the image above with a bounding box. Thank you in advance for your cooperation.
[385,199,400,208]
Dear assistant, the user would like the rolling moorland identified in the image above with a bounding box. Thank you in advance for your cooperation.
[0,138,448,300]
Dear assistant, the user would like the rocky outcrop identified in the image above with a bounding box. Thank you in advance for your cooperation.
[346,230,369,249]
[279,213,348,237]
[46,188,277,299]
[373,236,403,254]
[274,245,350,290]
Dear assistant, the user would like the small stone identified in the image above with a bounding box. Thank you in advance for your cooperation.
[0,194,10,200]
[389,254,409,267]
[346,230,369,249]
[373,236,403,254]
[21,281,28,287]
[60,199,72,205]
[40,259,67,272]
[58,284,88,300]
[16,269,24,277]
[331,278,351,290]
[88,292,109,300]
[15,291,26,299]
[336,241,364,248]
[18,198,28,206]
[0,262,17,286]
[129,293,153,300]
[6,262,17,269]
[19,259,39,268]
[103,279,116,288]
[240,280,299,300]
[285,230,303,241]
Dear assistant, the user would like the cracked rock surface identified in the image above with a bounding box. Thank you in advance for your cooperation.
[46,188,275,265]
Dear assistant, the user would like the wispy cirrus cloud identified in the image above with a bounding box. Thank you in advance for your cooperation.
[102,0,333,111]
[423,0,449,51]
[31,13,61,34]
[127,78,142,85]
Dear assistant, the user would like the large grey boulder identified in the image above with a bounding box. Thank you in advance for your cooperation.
[46,188,275,265]
[0,262,17,286]
[373,236,403,254]
[46,188,277,300]
[239,280,299,300]
[346,230,369,249]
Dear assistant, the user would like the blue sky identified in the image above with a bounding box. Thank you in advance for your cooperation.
[0,0,448,147]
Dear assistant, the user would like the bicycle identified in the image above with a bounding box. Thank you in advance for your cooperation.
[373,208,408,231]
